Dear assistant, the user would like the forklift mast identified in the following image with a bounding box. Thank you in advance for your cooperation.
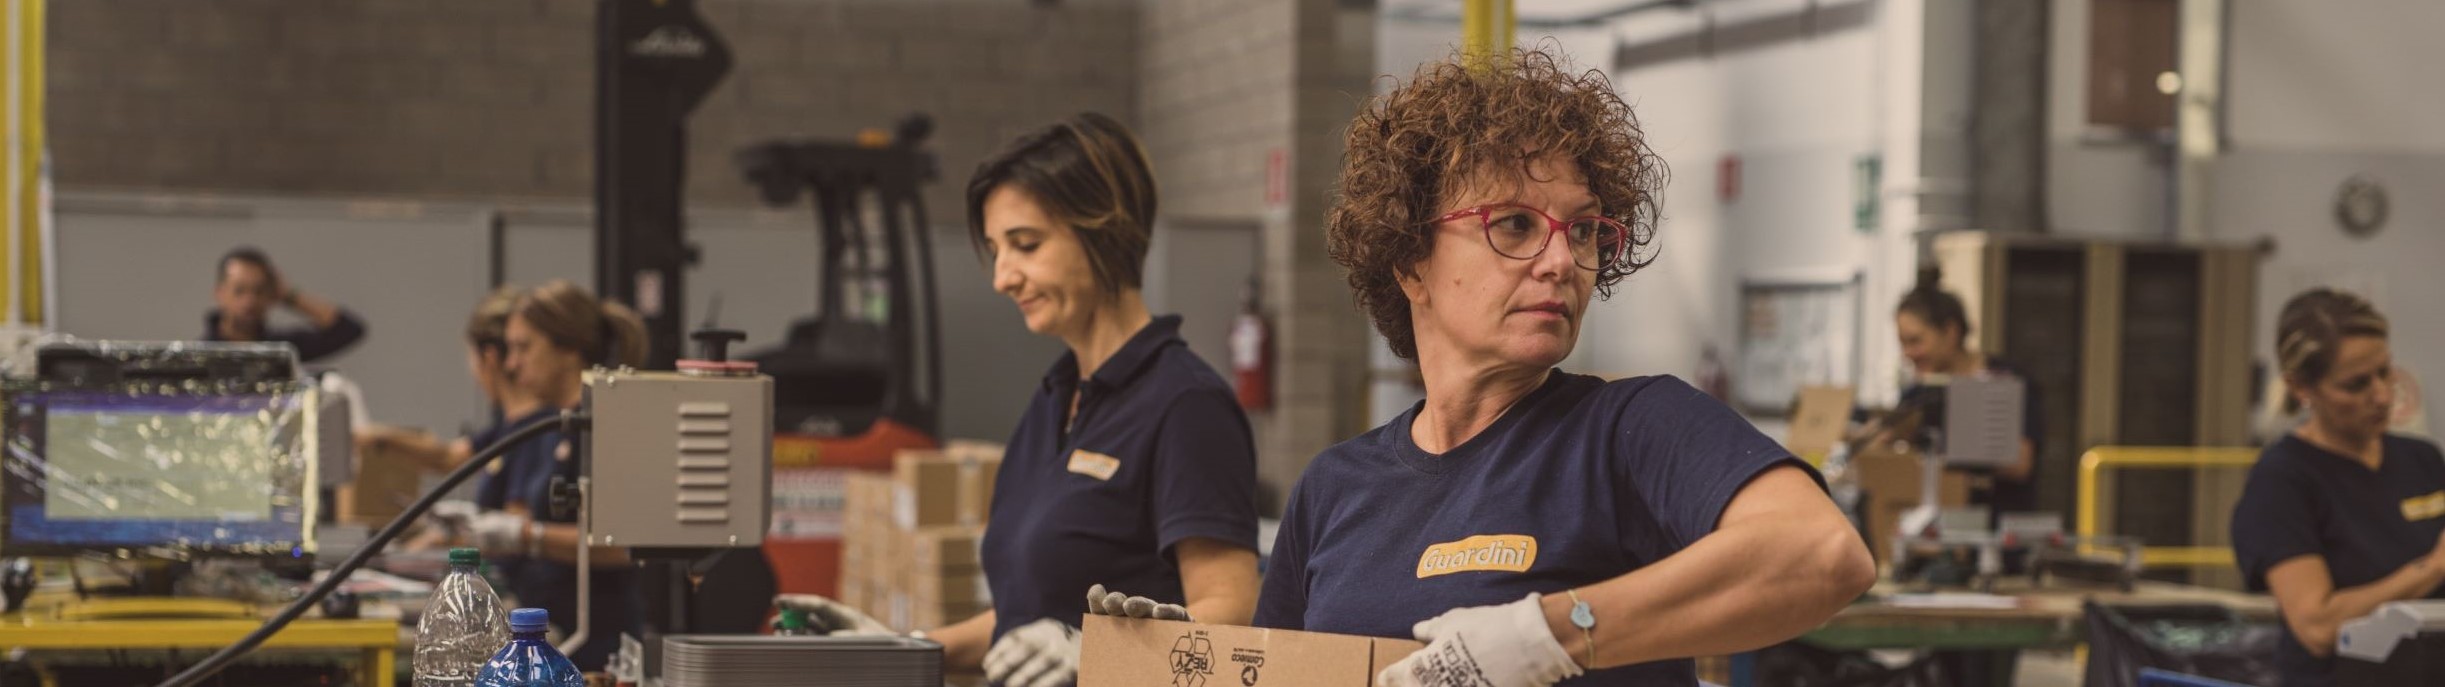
[595,0,731,369]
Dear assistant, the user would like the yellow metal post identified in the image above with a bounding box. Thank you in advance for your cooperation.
[1,0,45,327]
[1461,0,1515,65]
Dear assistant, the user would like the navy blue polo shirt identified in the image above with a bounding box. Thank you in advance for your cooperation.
[1255,372,1813,686]
[2231,433,2445,686]
[978,315,1260,641]
[472,405,642,671]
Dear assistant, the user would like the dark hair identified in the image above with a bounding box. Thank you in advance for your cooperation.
[217,247,278,286]
[1327,48,1664,359]
[1896,267,1970,348]
[466,285,522,357]
[964,111,1160,294]
[513,280,650,368]
[2276,288,2389,413]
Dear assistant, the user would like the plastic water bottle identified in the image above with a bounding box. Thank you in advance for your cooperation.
[476,608,586,687]
[415,548,510,687]
[775,607,819,636]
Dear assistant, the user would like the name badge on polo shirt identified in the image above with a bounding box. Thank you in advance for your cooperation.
[1067,449,1122,481]
[1415,534,1540,579]
[2403,491,2445,521]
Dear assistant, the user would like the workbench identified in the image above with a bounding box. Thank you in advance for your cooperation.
[1714,579,2277,687]
[0,597,400,687]
[1804,579,2275,651]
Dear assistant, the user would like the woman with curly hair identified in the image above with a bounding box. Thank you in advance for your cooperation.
[1252,49,1874,687]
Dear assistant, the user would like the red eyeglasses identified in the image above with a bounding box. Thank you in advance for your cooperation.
[1428,204,1629,271]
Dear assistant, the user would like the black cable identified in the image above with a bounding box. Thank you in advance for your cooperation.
[156,411,588,687]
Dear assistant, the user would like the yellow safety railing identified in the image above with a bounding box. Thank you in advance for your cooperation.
[2076,446,2259,570]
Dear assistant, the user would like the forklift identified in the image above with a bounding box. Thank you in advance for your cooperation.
[731,116,950,600]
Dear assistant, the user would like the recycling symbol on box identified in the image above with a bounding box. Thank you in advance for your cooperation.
[1169,634,1214,687]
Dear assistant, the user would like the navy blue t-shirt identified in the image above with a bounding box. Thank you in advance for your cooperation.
[473,405,642,671]
[2231,433,2445,687]
[1255,372,1813,686]
[203,308,368,363]
[979,315,1260,641]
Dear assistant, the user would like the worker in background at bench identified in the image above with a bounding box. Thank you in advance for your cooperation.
[359,285,539,477]
[773,113,1261,687]
[456,281,653,670]
[203,247,368,363]
[1255,48,1874,687]
[1886,268,2044,520]
[2232,288,2445,687]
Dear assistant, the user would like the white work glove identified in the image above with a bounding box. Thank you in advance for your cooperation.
[1377,593,1584,687]
[1084,583,1191,621]
[468,511,529,557]
[772,593,893,636]
[983,618,1080,687]
[425,500,478,537]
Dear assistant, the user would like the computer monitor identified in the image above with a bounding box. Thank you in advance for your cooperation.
[1,388,314,558]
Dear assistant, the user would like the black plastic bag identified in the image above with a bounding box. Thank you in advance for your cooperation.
[2083,601,2281,687]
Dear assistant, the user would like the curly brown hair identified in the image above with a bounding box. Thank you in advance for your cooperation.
[1328,48,1664,359]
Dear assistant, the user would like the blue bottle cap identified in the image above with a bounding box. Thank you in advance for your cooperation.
[509,608,550,633]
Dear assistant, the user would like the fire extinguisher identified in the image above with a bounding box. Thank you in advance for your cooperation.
[1230,278,1273,412]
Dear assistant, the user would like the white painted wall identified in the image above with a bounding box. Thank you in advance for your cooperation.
[2045,0,2172,240]
[2203,0,2445,435]
[2223,0,2445,155]
[1143,219,1262,380]
[1556,0,1919,407]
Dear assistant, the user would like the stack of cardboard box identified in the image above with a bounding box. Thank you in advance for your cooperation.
[841,441,1003,632]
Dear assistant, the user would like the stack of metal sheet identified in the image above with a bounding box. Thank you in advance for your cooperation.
[661,635,944,687]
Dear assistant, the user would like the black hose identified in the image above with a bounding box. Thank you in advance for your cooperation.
[156,411,589,687]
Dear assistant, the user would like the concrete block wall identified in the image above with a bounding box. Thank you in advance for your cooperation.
[48,0,1382,505]
[47,0,1138,225]
[1140,0,1373,505]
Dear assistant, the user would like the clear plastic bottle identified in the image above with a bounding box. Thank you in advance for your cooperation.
[414,548,511,687]
[477,608,587,687]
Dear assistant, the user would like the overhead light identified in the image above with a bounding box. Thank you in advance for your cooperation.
[2156,71,2183,95]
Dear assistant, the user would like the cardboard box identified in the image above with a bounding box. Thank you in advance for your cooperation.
[1081,616,1423,687]
[884,589,911,633]
[895,450,965,529]
[869,530,903,597]
[943,439,1005,461]
[944,440,1005,523]
[893,448,1004,529]
[839,577,870,614]
[905,569,987,605]
[1784,385,1857,465]
[1855,448,1972,559]
[909,526,984,574]
[961,456,1001,525]
[339,440,422,526]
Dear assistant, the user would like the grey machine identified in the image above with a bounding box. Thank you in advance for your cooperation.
[2336,599,2445,685]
